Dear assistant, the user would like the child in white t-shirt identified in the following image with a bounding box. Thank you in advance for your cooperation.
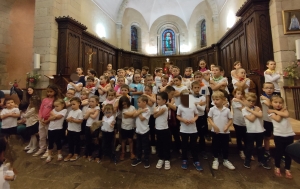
[268,96,294,178]
[46,99,67,162]
[242,92,270,170]
[0,99,20,138]
[131,95,151,168]
[177,90,202,171]
[208,91,235,170]
[64,97,83,162]
[154,68,163,88]
[232,68,250,93]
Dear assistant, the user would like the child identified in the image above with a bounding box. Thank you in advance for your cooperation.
[264,60,281,95]
[153,92,172,170]
[154,68,163,88]
[107,70,116,86]
[64,89,75,114]
[191,81,208,159]
[268,96,295,178]
[208,91,235,170]
[141,66,149,79]
[231,61,242,80]
[0,138,16,188]
[67,81,83,98]
[118,96,136,161]
[0,99,20,138]
[169,66,180,85]
[125,67,133,85]
[84,76,97,98]
[76,67,86,87]
[83,95,100,161]
[102,89,117,108]
[210,66,229,94]
[172,76,188,107]
[182,67,193,90]
[64,97,83,162]
[86,69,99,88]
[242,92,270,169]
[129,73,143,109]
[158,75,169,93]
[115,77,126,96]
[46,99,67,162]
[198,60,210,86]
[131,95,151,168]
[143,85,157,154]
[232,87,247,159]
[98,75,111,119]
[23,96,41,154]
[260,82,275,160]
[98,104,116,162]
[177,90,202,171]
[232,68,250,93]
[106,63,113,72]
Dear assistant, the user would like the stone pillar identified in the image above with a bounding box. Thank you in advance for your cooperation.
[116,23,123,48]
[212,15,219,43]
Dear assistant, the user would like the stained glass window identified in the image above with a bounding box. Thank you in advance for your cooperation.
[131,26,138,51]
[162,29,176,55]
[201,20,207,47]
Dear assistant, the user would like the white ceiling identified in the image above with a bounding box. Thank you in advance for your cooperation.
[92,0,227,28]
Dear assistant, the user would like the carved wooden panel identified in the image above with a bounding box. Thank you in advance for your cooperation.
[234,39,240,62]
[246,18,258,71]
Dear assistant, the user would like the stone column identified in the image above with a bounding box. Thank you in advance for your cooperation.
[116,23,123,48]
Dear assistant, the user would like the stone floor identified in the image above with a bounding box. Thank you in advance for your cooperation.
[4,137,300,189]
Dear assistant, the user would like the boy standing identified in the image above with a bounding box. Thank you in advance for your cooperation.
[0,99,20,138]
[84,76,96,98]
[132,95,151,168]
[264,60,281,95]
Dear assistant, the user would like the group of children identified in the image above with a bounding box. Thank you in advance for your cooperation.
[0,60,295,179]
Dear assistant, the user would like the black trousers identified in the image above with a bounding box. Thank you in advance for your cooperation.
[212,132,229,159]
[156,129,171,160]
[170,125,181,151]
[245,133,264,162]
[136,131,150,160]
[196,115,207,152]
[99,131,115,158]
[85,127,94,156]
[233,124,247,152]
[149,115,156,146]
[181,132,199,162]
[48,129,62,150]
[68,130,81,155]
[274,136,294,170]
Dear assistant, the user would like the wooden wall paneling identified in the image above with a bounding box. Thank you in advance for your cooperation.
[67,33,81,74]
[239,34,248,70]
[245,18,259,71]
[234,38,241,63]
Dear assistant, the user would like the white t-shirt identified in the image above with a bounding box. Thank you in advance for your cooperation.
[48,109,67,130]
[67,109,83,132]
[191,95,206,116]
[261,99,272,122]
[0,108,20,129]
[101,115,115,132]
[173,85,188,106]
[232,78,250,93]
[121,105,136,130]
[208,106,232,134]
[242,108,264,133]
[86,106,100,127]
[67,82,83,97]
[155,105,168,130]
[155,76,162,87]
[177,105,198,133]
[269,116,295,137]
[232,101,246,126]
[264,72,280,93]
[211,77,229,94]
[135,108,151,134]
[182,78,191,90]
[99,90,107,103]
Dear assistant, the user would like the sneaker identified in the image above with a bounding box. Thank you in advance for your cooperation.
[46,156,52,163]
[41,150,49,159]
[24,145,31,151]
[151,146,156,154]
[285,169,293,179]
[115,144,121,152]
[251,156,255,161]
[144,159,150,169]
[126,145,130,153]
[164,160,171,170]
[181,160,188,170]
[212,159,219,170]
[239,151,245,160]
[27,148,37,154]
[32,149,45,157]
[131,159,142,167]
[64,154,72,162]
[260,161,271,170]
[244,160,251,169]
[57,154,63,161]
[264,152,271,161]
[156,159,164,169]
[223,160,235,170]
[281,156,286,163]
[201,151,208,160]
[193,162,203,171]
[70,154,79,161]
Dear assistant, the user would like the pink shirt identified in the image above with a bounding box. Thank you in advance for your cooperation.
[114,85,120,92]
[38,98,54,120]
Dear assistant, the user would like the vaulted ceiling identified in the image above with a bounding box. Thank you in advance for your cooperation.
[93,0,227,28]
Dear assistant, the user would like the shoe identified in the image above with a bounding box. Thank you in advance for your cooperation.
[32,149,45,157]
[64,154,72,162]
[201,151,208,160]
[24,144,31,151]
[193,162,203,171]
[285,170,293,179]
[116,144,121,152]
[260,161,271,170]
[70,154,79,161]
[156,159,164,169]
[131,159,142,167]
[205,135,212,141]
[27,148,37,154]
[144,159,150,169]
[264,152,271,161]
[239,151,245,160]
[46,156,52,163]
[281,156,285,163]
[181,160,188,170]
[130,153,136,160]
[164,160,171,170]
[274,167,282,177]
[120,153,125,161]
[251,156,255,161]
[88,156,93,162]
[244,160,251,169]
[223,160,235,170]
[151,146,156,154]
[95,158,101,163]
[57,154,63,161]
[41,150,49,159]
[212,159,219,170]
[126,145,130,153]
